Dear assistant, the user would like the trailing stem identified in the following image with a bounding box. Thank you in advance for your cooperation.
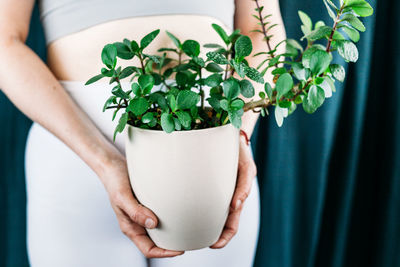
[244,2,344,113]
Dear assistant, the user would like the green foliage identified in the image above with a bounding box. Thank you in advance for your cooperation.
[86,0,373,137]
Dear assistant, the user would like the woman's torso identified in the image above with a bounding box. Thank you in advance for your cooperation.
[40,0,235,81]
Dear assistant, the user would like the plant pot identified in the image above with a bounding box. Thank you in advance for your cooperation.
[125,124,239,251]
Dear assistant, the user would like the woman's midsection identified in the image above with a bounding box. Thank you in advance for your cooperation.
[47,15,232,81]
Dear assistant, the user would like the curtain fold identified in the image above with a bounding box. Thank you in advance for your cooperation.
[0,4,44,267]
[1,1,399,267]
[254,0,400,266]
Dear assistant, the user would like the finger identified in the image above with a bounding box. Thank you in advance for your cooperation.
[124,221,185,258]
[210,207,241,249]
[115,190,158,229]
[231,163,255,210]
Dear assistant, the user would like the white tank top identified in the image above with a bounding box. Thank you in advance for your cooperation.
[38,0,235,45]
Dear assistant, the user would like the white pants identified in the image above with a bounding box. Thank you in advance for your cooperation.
[25,81,260,267]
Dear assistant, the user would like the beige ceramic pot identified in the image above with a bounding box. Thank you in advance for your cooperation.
[125,124,239,251]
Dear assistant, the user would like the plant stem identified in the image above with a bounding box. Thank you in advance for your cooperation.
[115,77,129,106]
[244,3,344,113]
[254,0,274,56]
[138,53,146,74]
[199,68,205,109]
[106,104,127,110]
[326,4,345,52]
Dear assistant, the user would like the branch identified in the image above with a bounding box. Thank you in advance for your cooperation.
[254,0,274,55]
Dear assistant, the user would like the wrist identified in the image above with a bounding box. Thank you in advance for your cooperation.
[239,129,251,146]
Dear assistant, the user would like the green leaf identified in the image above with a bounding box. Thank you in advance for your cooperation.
[230,99,245,111]
[205,73,223,87]
[131,83,141,96]
[85,74,104,85]
[206,51,228,64]
[138,74,155,95]
[230,60,247,78]
[341,25,360,42]
[303,26,332,41]
[175,110,192,128]
[160,113,175,133]
[167,94,177,112]
[302,46,324,68]
[315,20,326,29]
[274,106,288,127]
[310,50,331,75]
[119,67,135,79]
[113,42,134,60]
[182,40,200,57]
[341,13,366,32]
[239,79,255,98]
[112,86,129,98]
[173,117,182,131]
[292,63,310,81]
[302,96,316,114]
[207,97,221,111]
[271,67,287,75]
[307,85,325,110]
[223,78,240,100]
[344,0,374,17]
[176,90,200,109]
[206,63,224,73]
[130,40,139,52]
[204,43,225,49]
[323,0,337,20]
[228,111,242,128]
[176,71,189,86]
[101,44,117,68]
[298,11,312,31]
[149,92,168,110]
[264,82,273,100]
[166,31,181,48]
[113,112,128,141]
[336,40,359,62]
[127,97,149,116]
[245,67,264,83]
[192,57,205,67]
[141,112,154,124]
[140,29,160,50]
[319,77,334,98]
[220,99,229,111]
[330,64,346,82]
[286,39,303,52]
[103,96,116,112]
[276,73,294,99]
[212,23,230,45]
[234,35,253,58]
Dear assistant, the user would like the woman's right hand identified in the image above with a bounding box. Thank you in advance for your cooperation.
[100,155,185,258]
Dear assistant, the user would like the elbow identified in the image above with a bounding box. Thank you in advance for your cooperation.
[0,30,27,50]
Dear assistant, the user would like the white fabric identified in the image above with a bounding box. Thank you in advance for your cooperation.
[25,80,260,267]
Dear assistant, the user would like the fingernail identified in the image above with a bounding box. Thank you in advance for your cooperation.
[145,218,155,228]
[235,199,242,210]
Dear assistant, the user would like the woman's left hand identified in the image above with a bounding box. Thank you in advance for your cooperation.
[210,134,257,249]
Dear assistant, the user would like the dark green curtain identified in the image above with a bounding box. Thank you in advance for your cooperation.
[1,1,399,267]
[0,4,45,267]
[253,0,400,266]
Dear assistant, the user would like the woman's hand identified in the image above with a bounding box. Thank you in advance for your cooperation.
[210,134,257,249]
[100,155,185,258]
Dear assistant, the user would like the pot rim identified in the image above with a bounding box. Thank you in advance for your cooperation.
[126,123,238,135]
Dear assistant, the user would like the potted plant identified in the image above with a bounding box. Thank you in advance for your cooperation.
[86,0,373,251]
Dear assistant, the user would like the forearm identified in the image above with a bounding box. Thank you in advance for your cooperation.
[235,0,287,137]
[0,36,121,181]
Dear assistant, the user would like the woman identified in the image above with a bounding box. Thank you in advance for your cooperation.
[0,0,285,266]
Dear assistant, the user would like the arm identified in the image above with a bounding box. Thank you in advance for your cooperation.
[0,0,182,258]
[211,0,286,249]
